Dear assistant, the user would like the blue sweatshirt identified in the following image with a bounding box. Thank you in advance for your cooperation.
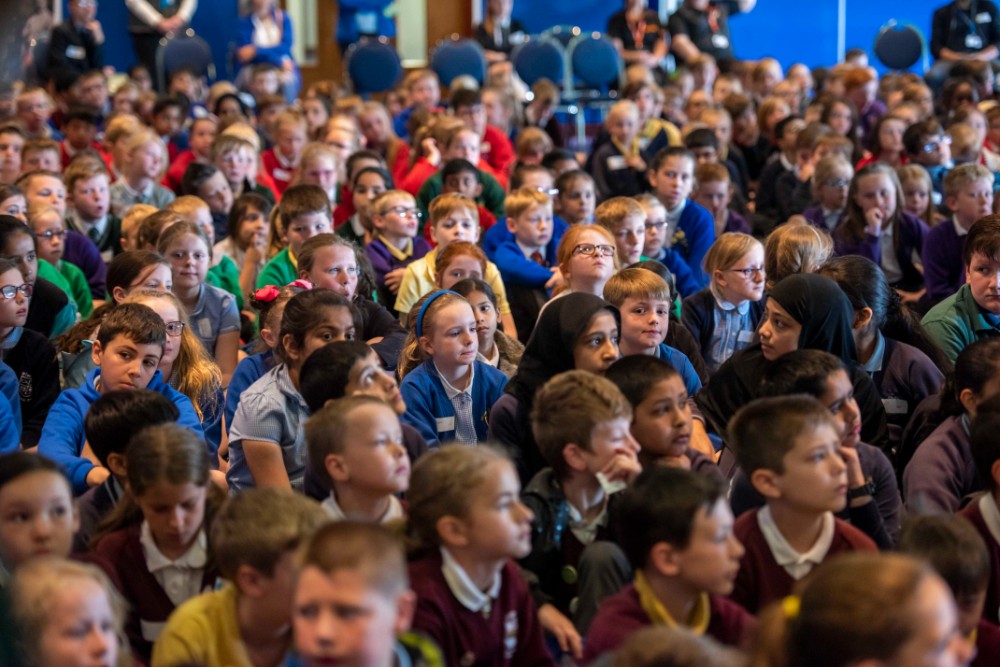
[490,225,566,288]
[0,362,20,453]
[38,368,205,495]
[656,343,703,396]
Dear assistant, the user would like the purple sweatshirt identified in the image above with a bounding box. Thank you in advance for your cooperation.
[903,414,983,513]
[833,211,928,291]
[922,218,967,306]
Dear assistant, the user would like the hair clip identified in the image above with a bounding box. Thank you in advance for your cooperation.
[781,595,800,620]
[253,285,281,303]
[288,279,313,290]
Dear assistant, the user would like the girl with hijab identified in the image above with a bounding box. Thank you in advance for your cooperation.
[696,272,889,462]
[489,292,621,483]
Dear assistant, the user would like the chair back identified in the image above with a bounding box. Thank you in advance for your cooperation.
[512,38,565,87]
[430,36,487,87]
[156,30,216,91]
[345,37,403,95]
[568,32,622,93]
[873,21,927,71]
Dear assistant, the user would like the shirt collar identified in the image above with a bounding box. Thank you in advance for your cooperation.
[119,178,153,199]
[757,506,835,580]
[435,362,474,400]
[953,215,971,237]
[440,547,502,614]
[979,493,1000,547]
[349,214,366,238]
[779,153,795,172]
[378,233,414,261]
[862,330,886,374]
[516,239,544,260]
[322,492,405,524]
[710,284,750,314]
[566,500,608,545]
[0,326,22,351]
[477,343,500,367]
[140,521,208,573]
[633,570,711,634]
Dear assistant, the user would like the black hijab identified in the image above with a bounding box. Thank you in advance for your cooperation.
[767,272,858,362]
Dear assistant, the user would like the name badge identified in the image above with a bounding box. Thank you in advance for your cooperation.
[273,167,292,181]
[197,317,212,340]
[966,34,984,49]
[977,12,992,23]
[711,33,730,48]
[355,11,378,34]
[882,397,909,415]
[66,45,86,60]
[435,416,455,433]
[737,329,754,343]
[606,155,627,171]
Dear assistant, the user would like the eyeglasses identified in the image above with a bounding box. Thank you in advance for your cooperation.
[379,206,422,219]
[36,230,66,241]
[0,283,32,299]
[725,266,765,278]
[572,243,616,257]
[644,220,667,230]
[823,178,850,188]
[164,321,185,336]
[922,136,952,153]
[535,187,559,197]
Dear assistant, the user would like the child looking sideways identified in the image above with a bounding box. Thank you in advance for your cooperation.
[181,162,236,243]
[681,233,765,373]
[583,467,751,663]
[398,290,508,447]
[452,277,523,377]
[215,192,271,302]
[257,184,332,288]
[366,189,431,309]
[305,395,410,524]
[634,193,699,299]
[524,370,640,645]
[728,396,878,613]
[802,154,853,233]
[923,163,995,305]
[897,164,944,229]
[406,445,554,667]
[591,100,648,200]
[597,197,647,267]
[108,128,175,218]
[27,203,93,318]
[693,163,751,238]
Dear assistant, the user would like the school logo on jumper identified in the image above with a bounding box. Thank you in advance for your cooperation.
[672,229,688,252]
[18,372,31,401]
[503,610,518,660]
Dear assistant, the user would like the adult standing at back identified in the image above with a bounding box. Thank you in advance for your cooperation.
[125,0,198,85]
[607,0,670,81]
[237,0,300,102]
[667,0,756,71]
[929,0,1000,88]
[474,0,527,63]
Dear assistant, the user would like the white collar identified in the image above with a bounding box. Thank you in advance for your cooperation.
[322,492,405,524]
[139,521,208,573]
[710,284,750,314]
[477,343,500,367]
[349,214,365,237]
[435,362,474,400]
[756,506,835,580]
[566,500,608,545]
[953,215,972,238]
[119,177,153,198]
[440,547,502,614]
[779,153,795,172]
[978,493,1000,546]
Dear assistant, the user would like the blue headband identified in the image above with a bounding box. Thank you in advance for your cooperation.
[416,290,460,338]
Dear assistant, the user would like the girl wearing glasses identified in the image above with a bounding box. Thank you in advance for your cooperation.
[551,224,619,300]
[803,154,853,233]
[0,257,58,448]
[27,203,93,318]
[682,233,765,373]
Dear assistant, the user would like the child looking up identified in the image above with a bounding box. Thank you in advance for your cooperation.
[693,163,751,238]
[366,189,431,309]
[151,488,327,667]
[27,203,92,318]
[64,157,123,260]
[261,110,307,195]
[406,445,554,667]
[591,100,648,200]
[305,395,410,524]
[108,129,175,218]
[923,163,995,305]
[398,290,508,447]
[802,154,853,233]
[728,396,878,613]
[682,233,765,373]
[555,170,597,226]
[93,423,224,661]
[257,184,332,288]
[597,197,647,267]
[452,278,523,377]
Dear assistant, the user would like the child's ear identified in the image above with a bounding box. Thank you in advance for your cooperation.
[436,515,469,548]
[90,339,104,366]
[394,589,417,634]
[417,335,434,358]
[749,468,782,500]
[473,182,483,198]
[648,541,682,577]
[259,326,278,350]
[234,564,267,599]
[561,443,590,474]
[959,387,979,416]
[281,333,301,363]
[946,194,958,212]
[111,286,128,303]
[324,453,350,483]
[506,217,518,233]
[106,452,128,478]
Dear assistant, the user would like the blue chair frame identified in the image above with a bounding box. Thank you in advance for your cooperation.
[345,37,403,96]
[429,36,487,87]
[156,29,216,92]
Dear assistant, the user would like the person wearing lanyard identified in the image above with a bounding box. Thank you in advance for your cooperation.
[667,0,756,70]
[929,0,1000,87]
[607,0,670,78]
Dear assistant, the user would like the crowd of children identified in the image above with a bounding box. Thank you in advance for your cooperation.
[6,18,1000,667]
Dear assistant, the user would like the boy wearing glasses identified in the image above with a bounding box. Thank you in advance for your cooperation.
[366,189,431,311]
[923,163,995,305]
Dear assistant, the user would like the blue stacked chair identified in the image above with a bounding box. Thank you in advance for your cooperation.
[345,37,403,96]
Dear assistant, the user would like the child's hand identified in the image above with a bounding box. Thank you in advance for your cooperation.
[601,449,642,485]
[839,446,866,489]
[384,268,406,293]
[544,267,565,291]
[422,138,441,167]
[626,155,647,172]
[88,20,105,45]
[863,207,884,236]
[537,604,583,660]
[86,466,110,487]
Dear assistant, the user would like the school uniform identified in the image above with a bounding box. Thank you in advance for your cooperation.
[256,247,298,289]
[478,126,517,176]
[353,297,408,371]
[56,259,94,318]
[664,199,716,289]
[903,414,981,514]
[366,234,432,310]
[721,210,752,235]
[755,153,794,222]
[94,522,217,661]
[959,493,1000,625]
[225,351,274,437]
[63,228,108,300]
[681,288,763,374]
[206,254,244,311]
[653,343,703,397]
[922,283,1000,363]
[261,147,297,195]
[36,260,80,325]
[394,250,512,320]
[321,492,406,523]
[482,214,568,259]
[227,363,311,492]
[187,284,241,358]
[0,361,20,454]
[582,577,754,663]
[108,178,176,219]
[493,232,564,341]
[38,368,204,495]
[0,327,58,448]
[25,276,76,340]
[590,141,647,201]
[66,212,124,263]
[730,507,877,613]
[730,442,902,549]
[74,476,123,553]
[414,169,507,232]
[801,205,844,233]
[400,359,508,448]
[164,149,198,193]
[645,246,701,299]
[833,212,928,292]
[922,216,969,306]
[409,549,556,667]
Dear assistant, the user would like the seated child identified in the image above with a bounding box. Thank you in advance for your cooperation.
[366,189,431,309]
[20,137,59,174]
[681,233,765,373]
[151,488,327,667]
[213,133,274,204]
[167,195,243,310]
[605,355,722,480]
[452,88,515,175]
[336,161,390,246]
[92,423,225,661]
[635,193,700,299]
[412,122,507,219]
[59,106,111,171]
[452,278,523,377]
[899,514,1000,667]
[290,521,443,667]
[151,95,188,162]
[63,157,123,261]
[898,164,946,230]
[693,163,751,238]
[180,162,236,249]
[727,395,877,613]
[590,100,648,200]
[108,128,175,218]
[76,389,179,551]
[215,192,270,299]
[554,169,597,226]
[493,187,564,338]
[801,154,852,233]
[597,196,646,267]
[305,395,409,523]
[393,69,442,140]
[261,110,307,195]
[37,303,203,495]
[523,370,639,640]
[923,216,1000,362]
[257,184,333,288]
[481,164,563,257]
[756,116,805,222]
[437,157,498,239]
[406,445,554,666]
[394,193,516,336]
[923,164,995,306]
[583,467,752,663]
[0,453,78,580]
[119,202,157,252]
[647,147,714,288]
[27,202,93,317]
[603,268,701,396]
[774,122,833,222]
[165,116,216,194]
[398,290,508,447]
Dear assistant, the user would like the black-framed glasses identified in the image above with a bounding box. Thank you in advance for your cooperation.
[572,243,615,257]
[164,321,185,336]
[0,283,32,299]
[379,206,422,219]
[644,220,668,230]
[725,266,765,278]
[36,230,66,241]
